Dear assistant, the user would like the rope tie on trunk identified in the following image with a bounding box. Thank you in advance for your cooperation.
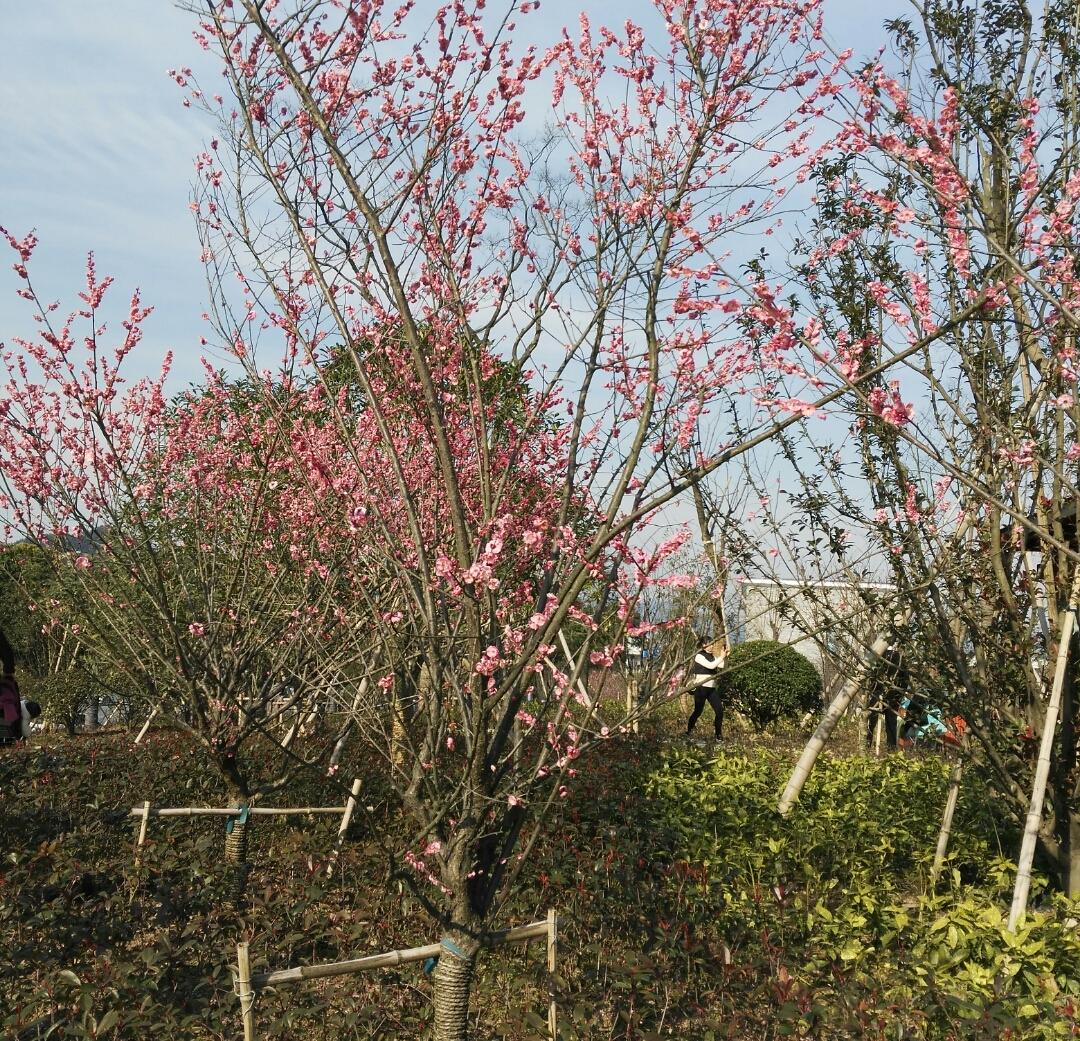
[433,937,475,1041]
[224,805,250,862]
[224,806,251,907]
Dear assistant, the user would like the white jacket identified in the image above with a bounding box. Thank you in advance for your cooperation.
[691,650,723,689]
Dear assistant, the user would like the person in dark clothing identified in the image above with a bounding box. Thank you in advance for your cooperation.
[866,644,907,751]
[0,627,14,678]
[0,627,22,745]
[687,637,726,739]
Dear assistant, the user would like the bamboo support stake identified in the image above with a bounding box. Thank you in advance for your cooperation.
[281,698,321,751]
[250,919,553,988]
[133,800,150,865]
[325,778,362,878]
[779,519,976,814]
[625,679,640,735]
[547,908,558,1041]
[779,633,892,816]
[873,710,883,757]
[557,631,594,709]
[931,758,963,885]
[126,805,346,818]
[236,942,255,1041]
[329,679,368,771]
[543,655,595,713]
[1008,605,1076,931]
[257,939,444,986]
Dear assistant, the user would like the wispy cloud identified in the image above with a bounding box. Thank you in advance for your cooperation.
[0,1,215,387]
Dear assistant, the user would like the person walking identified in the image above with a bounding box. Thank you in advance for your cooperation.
[686,636,726,740]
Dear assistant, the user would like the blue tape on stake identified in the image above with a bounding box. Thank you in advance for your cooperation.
[440,937,468,960]
[422,937,467,973]
[225,805,250,835]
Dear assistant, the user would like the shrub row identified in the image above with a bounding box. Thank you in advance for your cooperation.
[4,726,1078,1039]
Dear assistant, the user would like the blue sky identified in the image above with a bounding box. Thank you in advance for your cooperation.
[0,0,904,391]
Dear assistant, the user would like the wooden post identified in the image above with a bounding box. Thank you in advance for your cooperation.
[873,711,883,757]
[134,707,157,746]
[236,941,255,1041]
[1009,604,1076,931]
[547,908,558,1041]
[329,679,368,771]
[625,678,639,735]
[931,758,963,885]
[133,800,151,865]
[326,778,362,878]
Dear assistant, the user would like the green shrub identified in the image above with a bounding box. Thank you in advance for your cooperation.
[4,723,1070,1041]
[722,639,822,730]
[27,667,95,735]
[635,745,1075,1039]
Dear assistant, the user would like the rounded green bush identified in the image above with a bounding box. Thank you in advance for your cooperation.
[721,639,822,731]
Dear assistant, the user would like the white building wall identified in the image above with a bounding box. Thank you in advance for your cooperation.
[737,578,896,686]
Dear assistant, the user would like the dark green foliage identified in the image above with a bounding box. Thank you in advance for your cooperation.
[722,639,823,730]
[1,730,423,1041]
[0,544,105,734]
[3,726,1078,1040]
[0,543,56,672]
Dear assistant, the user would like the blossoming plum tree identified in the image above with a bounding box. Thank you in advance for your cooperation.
[174,1,861,1031]
[0,274,372,897]
[0,0,942,1033]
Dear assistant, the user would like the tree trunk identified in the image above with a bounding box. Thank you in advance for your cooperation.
[931,758,963,885]
[1009,604,1075,930]
[779,633,892,815]
[432,939,477,1041]
[84,696,100,731]
[391,695,408,770]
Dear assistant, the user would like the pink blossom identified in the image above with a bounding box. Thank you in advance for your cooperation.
[868,381,915,426]
[772,397,818,418]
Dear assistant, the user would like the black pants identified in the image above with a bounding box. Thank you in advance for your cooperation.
[688,686,724,738]
[867,701,898,749]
